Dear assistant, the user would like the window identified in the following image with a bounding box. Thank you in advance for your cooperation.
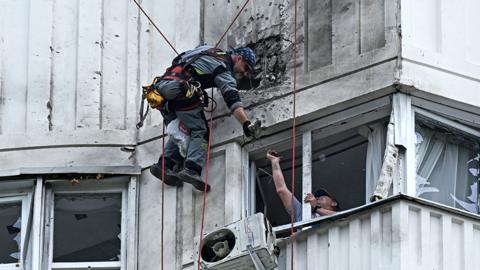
[0,180,34,270]
[44,177,135,270]
[52,193,122,263]
[248,97,391,227]
[414,111,480,213]
[0,200,22,265]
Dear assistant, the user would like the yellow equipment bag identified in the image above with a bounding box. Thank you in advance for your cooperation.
[142,78,165,108]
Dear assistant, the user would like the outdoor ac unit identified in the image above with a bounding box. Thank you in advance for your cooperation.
[194,213,278,270]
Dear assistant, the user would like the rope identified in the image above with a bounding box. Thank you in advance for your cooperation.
[161,123,166,270]
[290,0,299,268]
[197,88,214,270]
[214,0,251,48]
[130,0,179,55]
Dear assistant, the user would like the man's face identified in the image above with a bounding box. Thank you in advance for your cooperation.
[233,55,251,80]
[316,195,336,210]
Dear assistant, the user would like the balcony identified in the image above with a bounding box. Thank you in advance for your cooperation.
[274,194,479,270]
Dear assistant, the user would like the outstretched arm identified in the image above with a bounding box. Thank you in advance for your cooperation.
[233,107,249,124]
[266,152,294,213]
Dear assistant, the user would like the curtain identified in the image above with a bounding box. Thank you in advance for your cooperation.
[359,123,387,202]
[415,125,479,213]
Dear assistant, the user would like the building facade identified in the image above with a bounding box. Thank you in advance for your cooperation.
[0,0,479,269]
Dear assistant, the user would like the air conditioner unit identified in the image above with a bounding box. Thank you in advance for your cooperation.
[194,213,278,270]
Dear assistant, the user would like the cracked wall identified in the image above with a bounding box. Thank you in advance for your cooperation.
[202,0,400,143]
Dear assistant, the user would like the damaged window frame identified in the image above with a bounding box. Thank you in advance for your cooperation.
[245,96,393,229]
[0,180,34,270]
[42,176,137,270]
[409,98,480,214]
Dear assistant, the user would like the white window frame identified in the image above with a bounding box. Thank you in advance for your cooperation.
[40,176,138,270]
[397,93,480,206]
[0,180,34,270]
[245,96,392,229]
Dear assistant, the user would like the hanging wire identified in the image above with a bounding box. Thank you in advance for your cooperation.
[197,88,215,270]
[290,0,299,268]
[130,0,179,55]
[160,122,166,270]
[214,0,251,48]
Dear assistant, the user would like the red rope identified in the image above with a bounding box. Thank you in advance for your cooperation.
[130,0,179,55]
[197,89,214,270]
[290,0,299,268]
[214,0,251,48]
[161,123,166,270]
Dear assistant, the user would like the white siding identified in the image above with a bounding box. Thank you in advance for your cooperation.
[400,0,480,107]
[276,199,480,270]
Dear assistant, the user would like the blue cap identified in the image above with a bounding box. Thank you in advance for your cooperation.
[233,47,256,69]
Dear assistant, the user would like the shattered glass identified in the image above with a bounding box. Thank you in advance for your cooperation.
[415,124,480,213]
[0,202,22,264]
[53,193,122,262]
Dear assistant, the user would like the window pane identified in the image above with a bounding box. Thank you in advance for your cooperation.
[415,122,480,213]
[255,145,303,227]
[0,202,22,264]
[311,129,370,210]
[53,193,122,262]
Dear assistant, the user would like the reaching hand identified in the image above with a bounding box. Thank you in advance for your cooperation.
[304,193,317,209]
[266,150,280,162]
[242,121,253,137]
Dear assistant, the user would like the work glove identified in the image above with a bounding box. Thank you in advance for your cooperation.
[243,121,253,137]
[243,120,262,138]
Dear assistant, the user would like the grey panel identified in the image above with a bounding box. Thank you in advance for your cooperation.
[360,0,386,53]
[307,0,333,70]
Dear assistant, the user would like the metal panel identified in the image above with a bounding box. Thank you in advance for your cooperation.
[275,198,480,270]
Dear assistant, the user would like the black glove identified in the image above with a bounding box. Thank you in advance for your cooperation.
[242,121,253,137]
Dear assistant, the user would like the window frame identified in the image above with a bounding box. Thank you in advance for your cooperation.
[396,93,480,212]
[41,176,138,270]
[0,181,34,270]
[245,96,392,228]
[411,105,480,212]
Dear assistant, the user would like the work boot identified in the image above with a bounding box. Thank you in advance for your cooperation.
[149,164,183,186]
[177,168,211,192]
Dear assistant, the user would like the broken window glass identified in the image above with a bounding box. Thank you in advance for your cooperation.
[415,122,480,213]
[53,193,122,262]
[0,202,22,264]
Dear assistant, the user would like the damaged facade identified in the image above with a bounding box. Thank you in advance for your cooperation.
[0,0,479,269]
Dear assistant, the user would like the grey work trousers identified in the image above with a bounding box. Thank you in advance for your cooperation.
[156,80,208,173]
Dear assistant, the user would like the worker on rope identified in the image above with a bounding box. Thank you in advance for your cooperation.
[143,45,257,192]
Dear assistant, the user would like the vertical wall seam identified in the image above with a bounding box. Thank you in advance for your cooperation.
[25,0,33,133]
[74,0,80,129]
[304,0,309,72]
[200,0,205,45]
[48,0,56,131]
[99,0,105,130]
[134,1,142,137]
[357,0,362,55]
[123,0,129,130]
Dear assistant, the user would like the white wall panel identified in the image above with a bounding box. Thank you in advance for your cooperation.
[49,0,78,131]
[0,0,29,134]
[276,199,480,270]
[401,0,480,108]
[26,0,53,132]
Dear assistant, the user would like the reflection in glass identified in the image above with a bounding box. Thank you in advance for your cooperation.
[53,193,122,262]
[0,202,22,264]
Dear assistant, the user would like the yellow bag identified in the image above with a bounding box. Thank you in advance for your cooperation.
[142,79,164,108]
